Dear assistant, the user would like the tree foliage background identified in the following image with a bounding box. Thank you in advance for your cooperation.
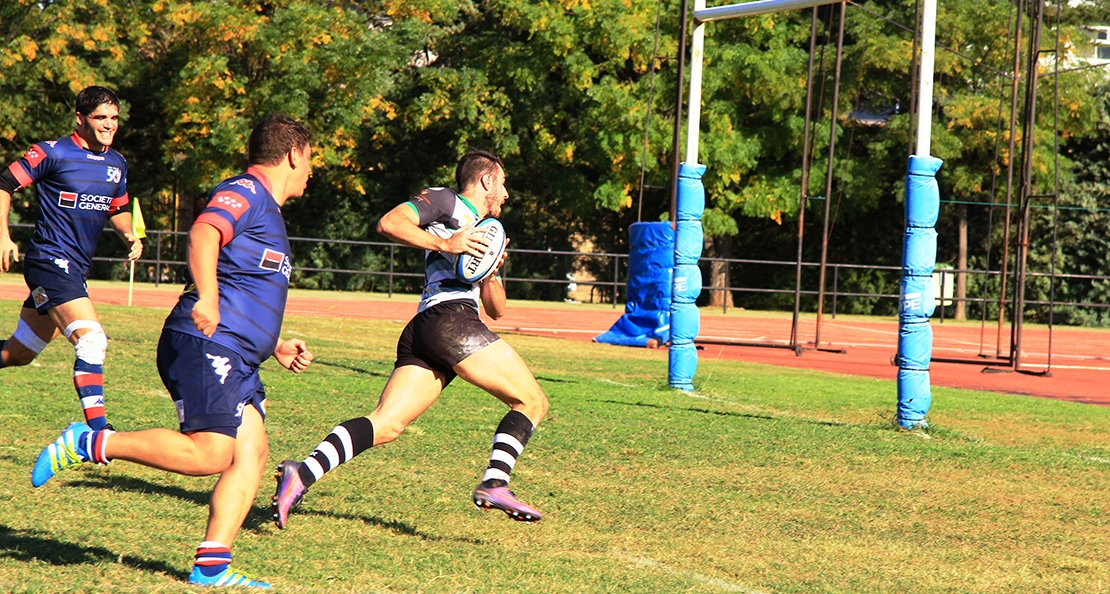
[0,0,1106,321]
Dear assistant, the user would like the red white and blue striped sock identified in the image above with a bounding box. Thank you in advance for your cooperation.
[193,541,232,578]
[81,428,113,465]
[74,359,107,430]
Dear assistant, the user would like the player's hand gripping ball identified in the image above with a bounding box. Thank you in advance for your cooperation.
[455,218,507,283]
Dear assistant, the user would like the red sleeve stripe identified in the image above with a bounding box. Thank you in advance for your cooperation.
[195,213,234,247]
[7,162,31,189]
[107,193,129,214]
[210,193,250,221]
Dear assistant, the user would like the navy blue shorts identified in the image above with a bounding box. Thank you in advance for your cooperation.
[157,330,266,438]
[22,257,89,314]
[395,300,500,383]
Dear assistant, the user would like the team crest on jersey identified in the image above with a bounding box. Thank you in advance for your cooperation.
[106,166,122,183]
[46,140,57,148]
[259,248,291,279]
[59,191,78,209]
[53,258,71,274]
[231,179,257,194]
[31,287,49,307]
[213,193,249,220]
[23,146,45,168]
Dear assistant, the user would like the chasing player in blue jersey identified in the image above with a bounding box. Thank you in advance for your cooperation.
[0,86,142,431]
[271,149,550,530]
[31,114,315,589]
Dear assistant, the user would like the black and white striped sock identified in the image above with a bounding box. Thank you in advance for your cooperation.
[298,417,375,488]
[480,410,534,488]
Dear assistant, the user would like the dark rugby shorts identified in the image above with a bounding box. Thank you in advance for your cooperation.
[157,330,266,438]
[22,257,89,314]
[395,300,501,383]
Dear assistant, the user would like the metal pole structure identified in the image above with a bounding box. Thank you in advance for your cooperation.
[814,1,845,350]
[1013,0,1044,372]
[914,0,937,156]
[997,0,1025,360]
[670,0,691,227]
[696,0,842,21]
[791,9,821,352]
[685,0,707,162]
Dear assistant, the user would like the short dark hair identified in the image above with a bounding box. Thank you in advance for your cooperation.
[455,149,504,190]
[76,86,119,115]
[248,114,312,166]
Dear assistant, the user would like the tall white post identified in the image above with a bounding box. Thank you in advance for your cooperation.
[915,0,937,156]
[685,0,707,164]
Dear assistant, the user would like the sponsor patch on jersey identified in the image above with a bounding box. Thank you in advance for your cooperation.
[231,178,257,194]
[31,286,48,307]
[22,145,45,169]
[212,192,250,220]
[85,153,105,161]
[106,166,122,183]
[59,191,78,209]
[259,248,286,272]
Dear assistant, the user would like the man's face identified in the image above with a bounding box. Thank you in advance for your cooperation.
[483,166,508,218]
[290,143,312,198]
[75,103,119,152]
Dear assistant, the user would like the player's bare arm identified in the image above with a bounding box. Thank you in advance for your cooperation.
[377,205,489,257]
[0,189,18,272]
[188,223,222,337]
[479,243,510,319]
[274,339,314,373]
[108,211,143,261]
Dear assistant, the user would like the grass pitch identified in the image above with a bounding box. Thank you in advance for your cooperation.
[0,298,1108,593]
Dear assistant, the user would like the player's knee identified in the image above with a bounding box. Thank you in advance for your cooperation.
[369,418,407,445]
[69,323,108,365]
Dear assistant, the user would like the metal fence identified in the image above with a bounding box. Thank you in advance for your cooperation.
[9,224,1108,322]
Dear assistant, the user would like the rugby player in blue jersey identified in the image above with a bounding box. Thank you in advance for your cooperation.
[272,149,550,530]
[0,86,143,431]
[31,114,315,589]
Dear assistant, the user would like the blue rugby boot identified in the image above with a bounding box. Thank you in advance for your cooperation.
[31,422,91,487]
[189,566,272,589]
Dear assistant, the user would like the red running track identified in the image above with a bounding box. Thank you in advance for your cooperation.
[2,278,1107,406]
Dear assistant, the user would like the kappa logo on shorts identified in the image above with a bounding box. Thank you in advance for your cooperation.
[31,286,48,308]
[231,178,257,194]
[59,191,78,209]
[206,353,232,385]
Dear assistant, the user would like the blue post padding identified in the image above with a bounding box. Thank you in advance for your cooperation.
[902,228,938,276]
[677,163,707,218]
[897,154,943,429]
[675,220,704,263]
[670,162,706,391]
[906,156,942,228]
[897,321,933,370]
[672,264,702,304]
[668,342,698,391]
[595,222,674,347]
[670,303,701,343]
[896,368,932,427]
[899,275,935,321]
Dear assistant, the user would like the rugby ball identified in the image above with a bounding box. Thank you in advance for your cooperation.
[455,218,507,283]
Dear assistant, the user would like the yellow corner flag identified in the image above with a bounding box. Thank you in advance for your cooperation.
[132,197,147,239]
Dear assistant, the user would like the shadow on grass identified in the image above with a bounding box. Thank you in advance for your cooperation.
[0,524,188,581]
[315,360,391,378]
[595,399,849,427]
[291,509,485,545]
[64,475,274,532]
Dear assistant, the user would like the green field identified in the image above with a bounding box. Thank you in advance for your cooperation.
[1,299,1108,593]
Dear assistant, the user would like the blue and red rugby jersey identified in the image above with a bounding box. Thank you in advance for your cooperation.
[162,169,292,367]
[7,132,130,277]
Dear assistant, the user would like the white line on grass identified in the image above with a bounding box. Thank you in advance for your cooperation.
[617,553,766,593]
[1088,457,1110,464]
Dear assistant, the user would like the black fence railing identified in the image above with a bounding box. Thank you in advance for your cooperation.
[7,223,1108,322]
